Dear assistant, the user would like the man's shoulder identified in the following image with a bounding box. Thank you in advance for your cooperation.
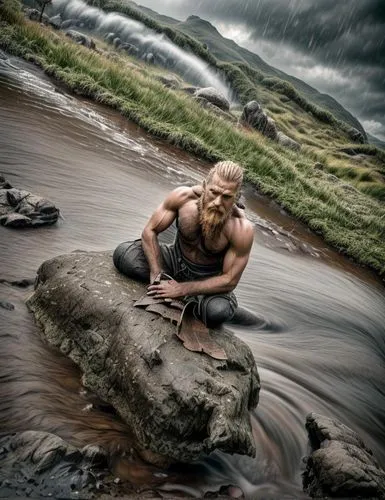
[226,211,254,247]
[165,185,200,209]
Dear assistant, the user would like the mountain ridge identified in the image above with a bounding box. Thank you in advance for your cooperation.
[130,2,367,138]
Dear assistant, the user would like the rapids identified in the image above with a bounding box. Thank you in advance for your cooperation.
[1,56,384,498]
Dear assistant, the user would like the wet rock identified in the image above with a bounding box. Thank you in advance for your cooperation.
[143,52,155,64]
[0,277,35,287]
[155,74,181,89]
[194,87,230,112]
[0,431,125,498]
[120,42,139,56]
[240,101,278,140]
[182,85,200,95]
[113,37,122,48]
[0,175,60,228]
[0,300,14,311]
[65,30,96,50]
[264,116,278,140]
[60,19,75,30]
[195,98,237,123]
[104,32,116,43]
[24,8,49,24]
[303,412,385,499]
[27,251,260,465]
[276,131,301,151]
[48,14,62,29]
[240,101,266,130]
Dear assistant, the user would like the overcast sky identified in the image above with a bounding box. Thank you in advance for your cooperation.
[134,0,385,141]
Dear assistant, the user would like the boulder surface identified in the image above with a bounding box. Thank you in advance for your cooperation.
[27,251,260,465]
[0,175,60,228]
[240,101,278,140]
[194,87,230,111]
[303,412,385,499]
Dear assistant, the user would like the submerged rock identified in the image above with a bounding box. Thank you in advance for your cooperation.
[194,87,230,112]
[27,251,260,465]
[0,430,131,498]
[303,412,385,499]
[0,175,60,228]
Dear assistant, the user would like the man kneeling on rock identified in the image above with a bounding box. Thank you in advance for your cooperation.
[113,161,254,328]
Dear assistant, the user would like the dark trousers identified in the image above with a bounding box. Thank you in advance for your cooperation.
[113,239,237,328]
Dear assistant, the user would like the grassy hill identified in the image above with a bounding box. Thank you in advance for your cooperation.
[126,3,366,137]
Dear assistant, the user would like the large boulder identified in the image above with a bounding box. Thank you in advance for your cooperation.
[0,175,60,228]
[240,100,278,140]
[27,251,260,465]
[276,131,301,151]
[240,100,266,130]
[194,87,230,112]
[65,30,95,50]
[303,413,385,499]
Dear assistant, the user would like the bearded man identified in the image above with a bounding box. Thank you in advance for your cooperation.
[113,161,254,328]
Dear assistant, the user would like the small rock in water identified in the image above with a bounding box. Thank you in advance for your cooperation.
[228,486,244,498]
[0,300,15,311]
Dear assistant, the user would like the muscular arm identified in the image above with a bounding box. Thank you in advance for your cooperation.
[141,187,191,283]
[148,218,254,298]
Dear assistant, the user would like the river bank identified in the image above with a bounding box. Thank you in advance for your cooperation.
[1,0,385,279]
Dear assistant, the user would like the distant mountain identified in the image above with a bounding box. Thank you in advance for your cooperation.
[367,133,385,151]
[130,2,365,136]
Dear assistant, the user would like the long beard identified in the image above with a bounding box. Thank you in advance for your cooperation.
[198,193,232,240]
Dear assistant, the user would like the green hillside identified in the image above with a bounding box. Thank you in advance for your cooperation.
[127,3,366,137]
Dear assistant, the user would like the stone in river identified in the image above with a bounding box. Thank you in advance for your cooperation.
[303,412,385,499]
[27,250,260,465]
[0,175,60,228]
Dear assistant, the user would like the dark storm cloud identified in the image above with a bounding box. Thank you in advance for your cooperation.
[137,0,385,139]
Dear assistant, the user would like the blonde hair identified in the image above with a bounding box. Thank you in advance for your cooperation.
[206,161,244,189]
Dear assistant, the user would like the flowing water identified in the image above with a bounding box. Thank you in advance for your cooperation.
[1,56,385,498]
[50,0,234,103]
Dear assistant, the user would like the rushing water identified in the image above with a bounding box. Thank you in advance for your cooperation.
[49,0,234,103]
[1,56,385,498]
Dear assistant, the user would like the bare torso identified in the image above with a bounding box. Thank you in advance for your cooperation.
[176,185,244,265]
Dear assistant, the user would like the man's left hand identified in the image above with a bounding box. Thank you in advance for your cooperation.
[147,280,185,300]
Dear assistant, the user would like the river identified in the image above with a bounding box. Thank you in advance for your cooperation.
[1,56,384,498]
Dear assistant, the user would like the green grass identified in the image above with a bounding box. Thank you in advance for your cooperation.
[88,0,367,143]
[1,2,385,276]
